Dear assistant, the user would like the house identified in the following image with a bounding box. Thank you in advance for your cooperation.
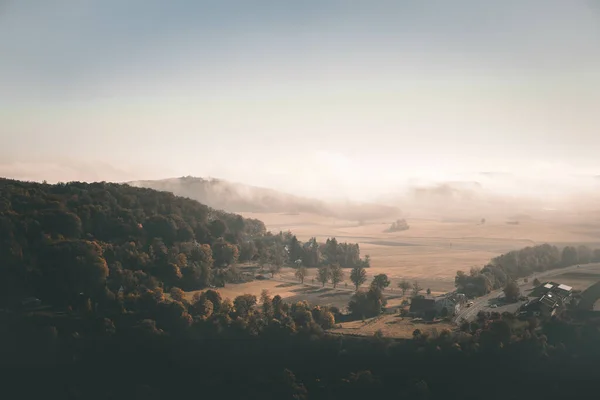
[519,292,562,318]
[409,297,436,319]
[553,284,573,303]
[434,293,466,316]
[531,282,573,305]
[409,293,466,319]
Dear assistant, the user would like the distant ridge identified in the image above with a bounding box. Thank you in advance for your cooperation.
[128,176,401,221]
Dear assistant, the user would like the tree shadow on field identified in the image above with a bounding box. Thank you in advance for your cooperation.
[276,282,298,288]
[318,291,350,299]
[290,287,333,295]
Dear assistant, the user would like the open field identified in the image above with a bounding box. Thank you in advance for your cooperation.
[187,213,600,313]
[329,313,456,339]
[241,212,600,293]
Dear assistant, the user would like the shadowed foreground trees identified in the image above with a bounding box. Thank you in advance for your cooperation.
[4,287,597,400]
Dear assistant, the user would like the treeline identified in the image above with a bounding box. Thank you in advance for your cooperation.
[455,243,600,297]
[0,179,366,310]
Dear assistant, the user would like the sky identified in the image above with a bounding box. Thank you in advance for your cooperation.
[1,0,600,201]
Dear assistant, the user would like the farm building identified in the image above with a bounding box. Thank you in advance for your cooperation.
[410,293,466,319]
[409,298,436,319]
[519,292,563,318]
[531,281,573,304]
[434,293,466,317]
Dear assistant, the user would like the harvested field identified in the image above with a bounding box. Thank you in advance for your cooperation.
[241,212,600,293]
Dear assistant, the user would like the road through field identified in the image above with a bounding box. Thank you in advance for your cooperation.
[455,263,600,322]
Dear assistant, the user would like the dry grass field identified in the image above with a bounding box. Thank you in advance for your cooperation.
[241,211,600,291]
[187,211,600,314]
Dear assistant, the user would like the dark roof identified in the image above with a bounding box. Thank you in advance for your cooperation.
[410,298,436,312]
[532,293,562,311]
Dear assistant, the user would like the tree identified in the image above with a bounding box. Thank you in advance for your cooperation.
[193,289,222,314]
[317,266,331,287]
[363,254,371,268]
[212,239,239,267]
[209,219,227,238]
[288,235,305,265]
[561,246,578,267]
[426,288,431,296]
[169,287,185,302]
[398,279,411,296]
[271,244,286,270]
[40,240,109,307]
[304,237,321,268]
[260,289,273,317]
[330,264,344,288]
[350,266,368,291]
[371,274,390,290]
[144,215,178,245]
[533,278,541,287]
[577,245,592,264]
[411,281,423,297]
[239,240,257,263]
[268,263,282,278]
[503,280,520,303]
[234,294,257,317]
[295,266,308,284]
[324,237,339,265]
[348,287,387,318]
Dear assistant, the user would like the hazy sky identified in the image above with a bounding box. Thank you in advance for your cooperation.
[2,1,600,200]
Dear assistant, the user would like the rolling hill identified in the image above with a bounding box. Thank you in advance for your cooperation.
[128,176,401,222]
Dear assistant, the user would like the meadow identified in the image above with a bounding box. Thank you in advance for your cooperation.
[184,211,600,317]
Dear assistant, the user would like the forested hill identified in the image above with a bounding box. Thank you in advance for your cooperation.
[0,178,368,309]
[0,178,264,306]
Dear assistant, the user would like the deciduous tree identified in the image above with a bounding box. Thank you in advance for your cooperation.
[350,266,367,291]
[398,279,411,296]
[411,281,423,297]
[330,264,344,288]
[234,294,257,317]
[295,266,308,284]
[317,266,331,287]
[371,274,390,290]
[503,280,520,303]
